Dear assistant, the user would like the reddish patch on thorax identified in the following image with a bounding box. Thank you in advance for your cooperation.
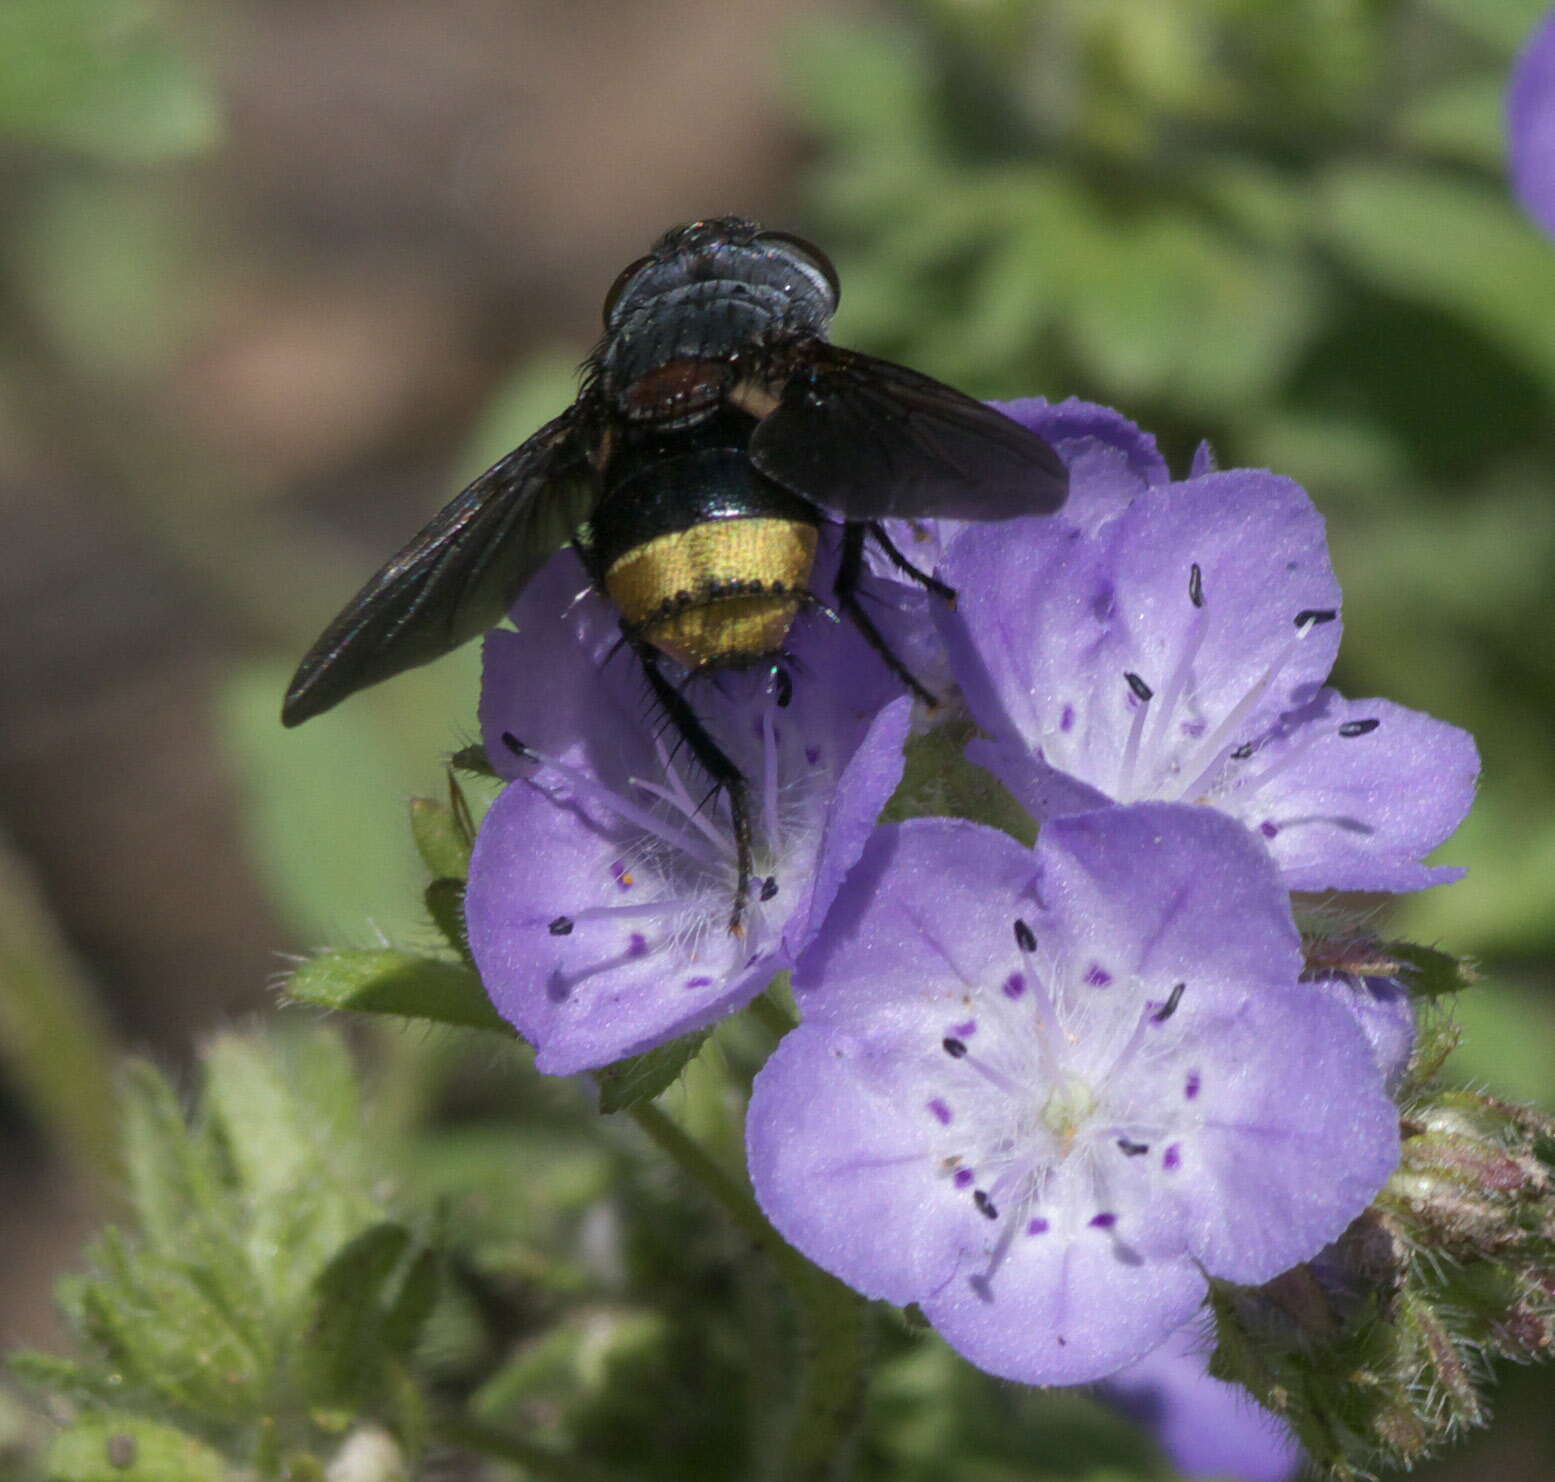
[621,358,730,422]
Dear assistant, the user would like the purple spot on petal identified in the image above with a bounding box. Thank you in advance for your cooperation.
[1002,972,1026,1000]
[1185,1070,1201,1100]
[1163,1143,1182,1171]
[1059,705,1075,733]
[805,745,820,766]
[628,933,648,958]
[927,1098,952,1126]
[951,1019,977,1039]
[1089,1212,1118,1230]
[1180,719,1205,738]
[685,975,713,990]
[1027,1217,1049,1235]
[1260,820,1280,839]
[1084,963,1113,988]
[953,1168,975,1189]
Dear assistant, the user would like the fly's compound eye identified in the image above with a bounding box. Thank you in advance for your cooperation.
[756,231,841,308]
[602,252,654,328]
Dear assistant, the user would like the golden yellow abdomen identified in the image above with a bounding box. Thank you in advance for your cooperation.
[604,518,819,670]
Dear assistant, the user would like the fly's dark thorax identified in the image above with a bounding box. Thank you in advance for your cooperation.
[584,410,820,673]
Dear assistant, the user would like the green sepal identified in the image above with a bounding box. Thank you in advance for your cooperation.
[42,1414,227,1482]
[594,1031,710,1114]
[409,799,470,883]
[1387,941,1477,1000]
[425,879,474,967]
[450,742,499,780]
[410,769,478,881]
[286,948,512,1036]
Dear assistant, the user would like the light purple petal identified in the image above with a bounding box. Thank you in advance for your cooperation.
[993,396,1170,487]
[1510,9,1555,239]
[466,776,775,1074]
[1152,980,1399,1281]
[748,1023,979,1307]
[1309,976,1416,1093]
[1213,691,1479,892]
[466,547,911,1074]
[941,473,1342,816]
[478,549,644,780]
[758,806,1401,1386]
[793,818,1040,1019]
[923,1221,1207,1386]
[1099,1321,1304,1482]
[1035,805,1304,994]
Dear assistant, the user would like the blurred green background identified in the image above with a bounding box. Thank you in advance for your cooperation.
[1,0,1553,1477]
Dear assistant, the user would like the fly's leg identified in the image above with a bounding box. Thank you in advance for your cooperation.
[867,520,957,603]
[835,522,939,707]
[632,638,753,935]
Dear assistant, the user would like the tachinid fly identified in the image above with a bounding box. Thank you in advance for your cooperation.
[284,217,1069,929]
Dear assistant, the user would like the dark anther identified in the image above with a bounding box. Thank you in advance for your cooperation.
[774,667,793,708]
[1188,562,1204,608]
[1338,718,1380,738]
[760,875,779,901]
[1152,982,1186,1023]
[1294,608,1337,628]
[1230,742,1255,760]
[1013,919,1037,953]
[942,1036,969,1059]
[1124,672,1154,702]
[548,916,574,936]
[974,1189,999,1220]
[1116,1138,1151,1157]
[501,731,536,761]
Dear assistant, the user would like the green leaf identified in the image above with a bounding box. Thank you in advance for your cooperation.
[220,656,482,946]
[784,20,936,153]
[44,1414,227,1482]
[1393,76,1509,168]
[287,948,513,1036]
[383,1246,441,1361]
[1061,206,1320,409]
[118,1061,228,1253]
[1317,161,1555,395]
[1416,0,1545,52]
[304,1222,414,1403]
[0,0,220,162]
[595,1032,710,1114]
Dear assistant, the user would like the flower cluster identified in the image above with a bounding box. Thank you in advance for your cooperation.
[464,399,1477,1448]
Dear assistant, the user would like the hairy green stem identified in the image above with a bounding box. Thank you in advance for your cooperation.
[627,1100,875,1482]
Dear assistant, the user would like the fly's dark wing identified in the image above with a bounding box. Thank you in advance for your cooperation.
[749,343,1067,521]
[282,409,597,726]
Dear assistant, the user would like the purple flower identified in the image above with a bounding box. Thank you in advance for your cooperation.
[1309,975,1416,1094]
[937,412,1478,893]
[748,803,1400,1385]
[1510,9,1555,239]
[1098,1320,1304,1482]
[464,549,912,1075]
